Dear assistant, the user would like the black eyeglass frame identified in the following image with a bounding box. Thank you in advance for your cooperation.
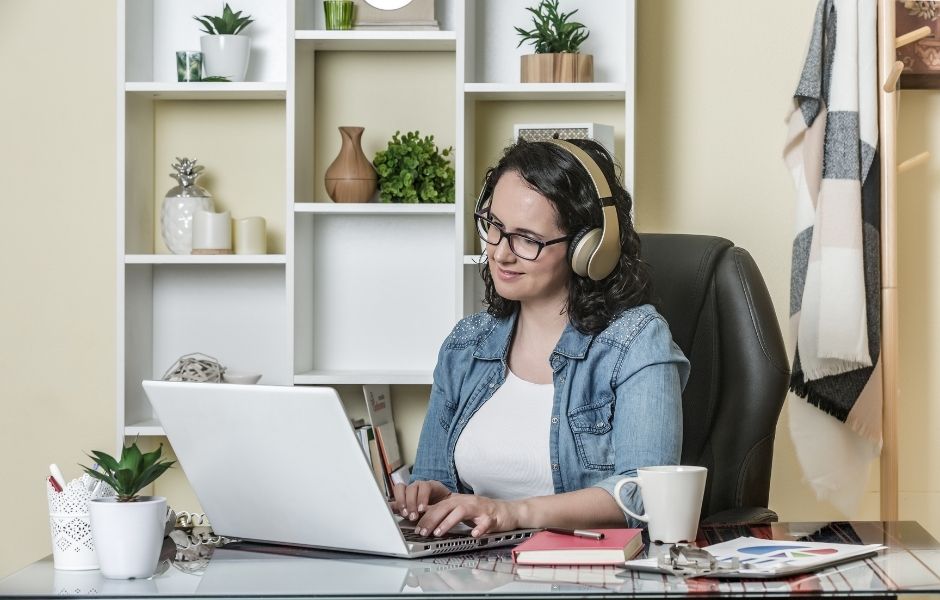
[473,211,573,261]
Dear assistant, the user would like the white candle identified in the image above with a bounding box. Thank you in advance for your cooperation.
[191,210,232,253]
[234,216,267,255]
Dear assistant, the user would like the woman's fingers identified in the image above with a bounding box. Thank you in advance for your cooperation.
[404,483,422,520]
[470,513,494,537]
[391,482,406,513]
[417,501,467,537]
[392,480,453,522]
[413,495,515,537]
[416,482,432,514]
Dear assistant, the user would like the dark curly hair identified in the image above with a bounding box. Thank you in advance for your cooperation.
[478,138,652,335]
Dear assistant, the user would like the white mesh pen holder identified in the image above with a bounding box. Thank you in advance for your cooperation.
[47,474,115,570]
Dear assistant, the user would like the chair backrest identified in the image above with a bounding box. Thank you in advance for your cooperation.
[638,233,790,519]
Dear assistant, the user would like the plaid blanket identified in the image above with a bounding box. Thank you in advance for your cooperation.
[784,0,883,515]
[784,0,882,444]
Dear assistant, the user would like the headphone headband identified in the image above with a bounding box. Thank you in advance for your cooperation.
[546,139,613,202]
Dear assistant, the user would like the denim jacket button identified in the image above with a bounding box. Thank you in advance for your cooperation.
[488,382,495,388]
[551,416,559,424]
[551,463,559,471]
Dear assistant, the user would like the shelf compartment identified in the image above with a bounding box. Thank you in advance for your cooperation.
[294,203,455,214]
[125,82,287,100]
[465,0,630,85]
[296,30,456,51]
[464,83,626,101]
[294,370,433,385]
[123,264,291,430]
[125,254,287,264]
[293,213,455,377]
[124,0,286,84]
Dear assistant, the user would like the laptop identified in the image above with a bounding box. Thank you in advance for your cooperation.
[142,380,536,558]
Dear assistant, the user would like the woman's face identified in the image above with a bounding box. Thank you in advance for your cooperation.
[485,171,571,307]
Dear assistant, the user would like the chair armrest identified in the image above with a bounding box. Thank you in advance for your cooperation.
[701,506,779,526]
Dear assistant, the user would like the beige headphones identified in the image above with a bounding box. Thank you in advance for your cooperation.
[475,138,621,281]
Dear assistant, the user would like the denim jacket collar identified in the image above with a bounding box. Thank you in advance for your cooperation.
[472,308,594,361]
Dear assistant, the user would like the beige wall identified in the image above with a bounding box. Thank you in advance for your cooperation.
[0,0,117,579]
[633,0,886,524]
[3,0,939,579]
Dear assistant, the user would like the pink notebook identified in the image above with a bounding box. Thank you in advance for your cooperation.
[511,528,644,565]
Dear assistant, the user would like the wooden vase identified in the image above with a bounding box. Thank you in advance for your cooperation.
[520,53,594,83]
[324,126,377,203]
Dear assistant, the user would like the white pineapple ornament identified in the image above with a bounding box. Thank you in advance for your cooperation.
[160,157,214,255]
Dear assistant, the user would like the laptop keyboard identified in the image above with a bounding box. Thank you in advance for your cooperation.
[401,529,469,542]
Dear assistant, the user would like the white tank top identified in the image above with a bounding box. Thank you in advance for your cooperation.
[454,370,555,500]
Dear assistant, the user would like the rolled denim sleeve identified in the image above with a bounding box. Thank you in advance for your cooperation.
[409,345,459,492]
[592,316,689,526]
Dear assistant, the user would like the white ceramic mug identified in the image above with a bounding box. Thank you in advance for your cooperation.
[613,465,707,543]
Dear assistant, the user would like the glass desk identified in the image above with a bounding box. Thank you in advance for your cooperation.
[3,521,940,598]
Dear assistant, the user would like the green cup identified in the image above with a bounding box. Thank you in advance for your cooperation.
[324,0,355,30]
[176,51,202,82]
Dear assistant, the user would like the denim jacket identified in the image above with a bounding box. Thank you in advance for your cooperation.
[411,303,690,525]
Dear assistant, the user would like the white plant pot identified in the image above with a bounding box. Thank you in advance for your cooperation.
[88,496,166,579]
[200,34,251,82]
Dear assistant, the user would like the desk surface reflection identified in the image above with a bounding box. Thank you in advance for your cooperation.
[2,521,940,598]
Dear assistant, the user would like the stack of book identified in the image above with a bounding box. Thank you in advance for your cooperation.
[353,384,411,497]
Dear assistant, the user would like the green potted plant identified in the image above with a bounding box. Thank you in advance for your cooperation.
[373,131,455,204]
[194,3,255,82]
[82,441,175,579]
[515,0,593,83]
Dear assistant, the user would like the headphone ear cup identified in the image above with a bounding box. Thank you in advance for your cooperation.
[568,227,602,278]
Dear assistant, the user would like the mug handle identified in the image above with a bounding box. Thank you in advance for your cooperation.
[613,477,649,523]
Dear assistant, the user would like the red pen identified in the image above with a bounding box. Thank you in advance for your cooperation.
[47,475,63,493]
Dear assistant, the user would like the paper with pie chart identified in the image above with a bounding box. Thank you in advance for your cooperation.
[695,536,885,577]
[623,536,885,579]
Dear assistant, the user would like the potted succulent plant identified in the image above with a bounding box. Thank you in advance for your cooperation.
[515,0,593,83]
[194,3,255,82]
[373,130,455,204]
[82,441,175,579]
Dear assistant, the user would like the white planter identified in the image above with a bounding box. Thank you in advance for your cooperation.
[88,496,166,579]
[200,34,251,82]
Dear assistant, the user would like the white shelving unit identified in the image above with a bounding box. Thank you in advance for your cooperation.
[125,82,287,100]
[116,0,635,443]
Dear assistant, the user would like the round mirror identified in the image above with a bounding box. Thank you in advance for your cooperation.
[364,0,414,10]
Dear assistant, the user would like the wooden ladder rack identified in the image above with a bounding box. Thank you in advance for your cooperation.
[876,0,930,521]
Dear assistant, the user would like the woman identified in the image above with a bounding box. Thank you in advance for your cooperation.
[392,138,689,538]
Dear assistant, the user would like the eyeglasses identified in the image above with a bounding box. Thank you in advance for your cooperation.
[474,211,572,261]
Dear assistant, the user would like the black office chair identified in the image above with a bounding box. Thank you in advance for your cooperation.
[639,234,790,525]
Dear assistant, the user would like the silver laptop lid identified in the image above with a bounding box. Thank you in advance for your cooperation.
[143,381,410,556]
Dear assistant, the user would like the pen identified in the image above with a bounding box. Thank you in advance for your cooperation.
[85,463,99,492]
[545,527,605,540]
[47,475,63,493]
[49,464,66,491]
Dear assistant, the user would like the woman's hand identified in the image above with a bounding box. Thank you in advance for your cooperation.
[413,493,522,538]
[390,479,452,522]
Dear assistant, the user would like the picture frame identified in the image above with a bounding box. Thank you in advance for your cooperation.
[351,0,438,30]
[897,0,940,89]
